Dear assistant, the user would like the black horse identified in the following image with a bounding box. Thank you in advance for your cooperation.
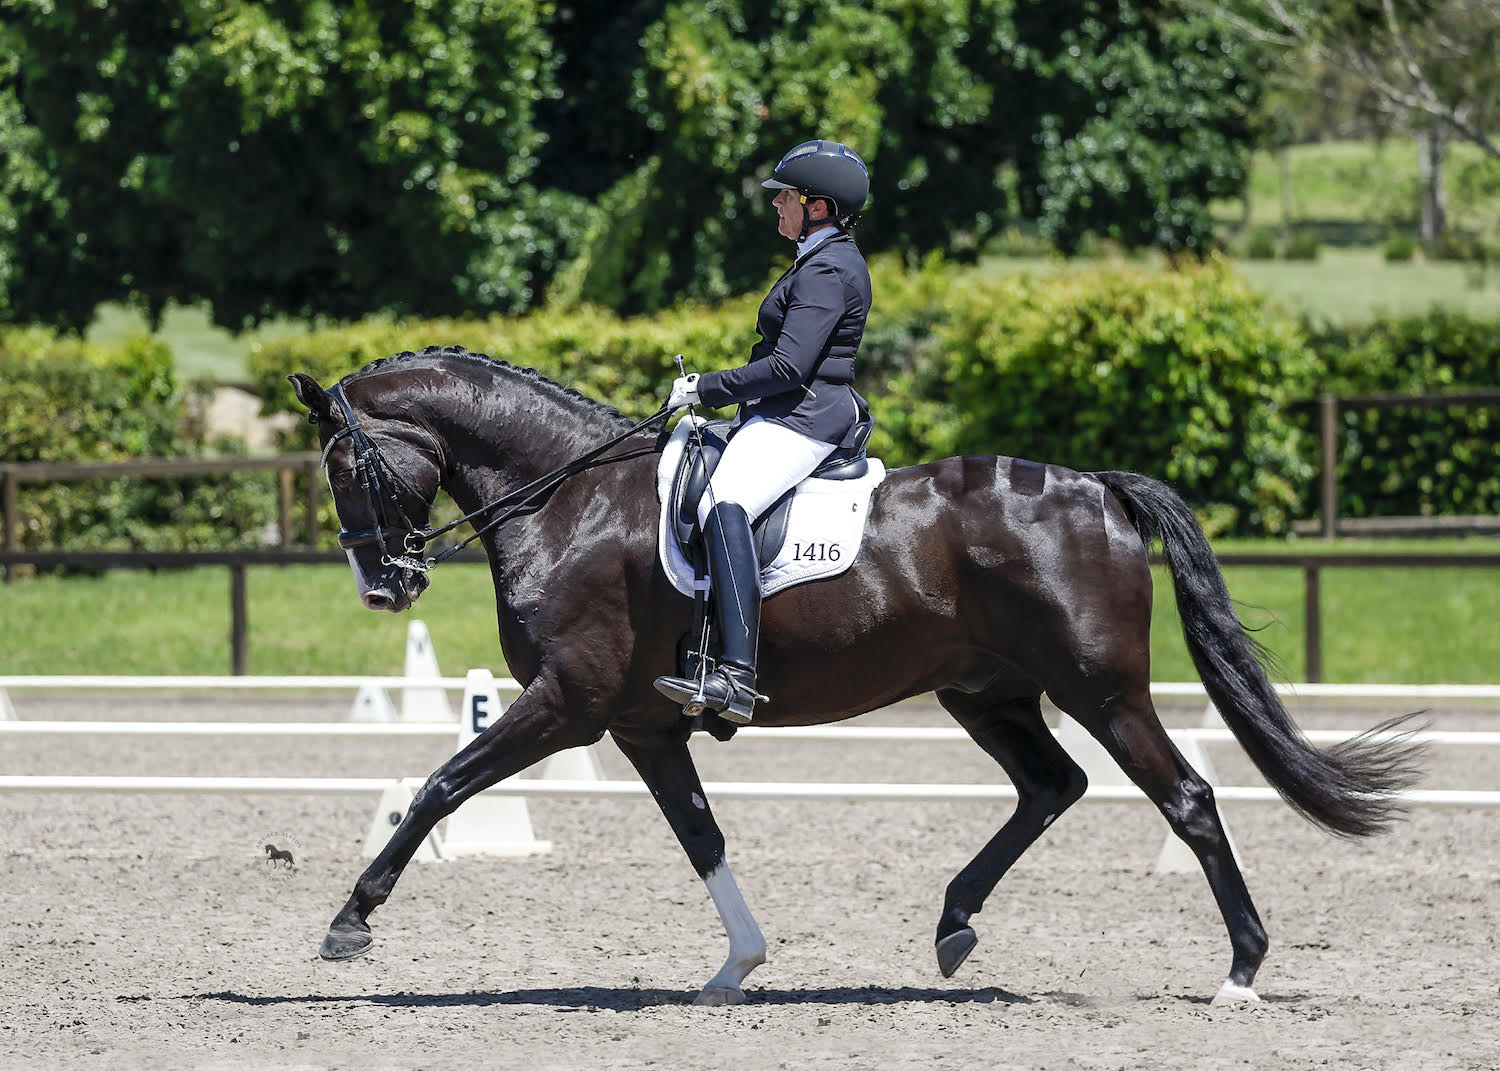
[290,345,1420,1007]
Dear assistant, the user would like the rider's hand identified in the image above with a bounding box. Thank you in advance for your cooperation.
[668,373,701,410]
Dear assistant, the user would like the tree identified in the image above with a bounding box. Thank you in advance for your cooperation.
[1206,1,1500,246]
[556,0,1266,313]
[0,0,586,330]
[1,0,1269,324]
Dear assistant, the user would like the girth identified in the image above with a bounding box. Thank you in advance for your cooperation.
[669,417,872,565]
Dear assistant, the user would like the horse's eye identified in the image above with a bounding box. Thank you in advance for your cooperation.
[330,467,356,490]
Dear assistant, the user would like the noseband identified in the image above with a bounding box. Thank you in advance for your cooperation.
[321,382,672,576]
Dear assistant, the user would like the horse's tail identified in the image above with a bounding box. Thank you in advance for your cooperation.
[1094,470,1424,838]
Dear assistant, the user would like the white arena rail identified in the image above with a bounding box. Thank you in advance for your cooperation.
[0,674,517,691]
[4,677,1498,812]
[0,775,1496,809]
[2,677,1492,699]
[2,721,1498,748]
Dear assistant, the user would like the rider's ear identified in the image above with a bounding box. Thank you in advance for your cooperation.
[289,373,333,426]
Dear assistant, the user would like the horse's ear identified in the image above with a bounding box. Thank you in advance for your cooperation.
[288,373,333,426]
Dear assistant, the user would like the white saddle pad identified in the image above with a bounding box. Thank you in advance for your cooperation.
[656,416,886,599]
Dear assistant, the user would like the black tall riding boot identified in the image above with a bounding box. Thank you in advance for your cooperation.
[654,503,764,725]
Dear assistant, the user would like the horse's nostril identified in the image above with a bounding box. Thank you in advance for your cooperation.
[363,590,393,611]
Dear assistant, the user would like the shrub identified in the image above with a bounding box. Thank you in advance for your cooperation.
[867,257,1320,535]
[1,328,280,552]
[1245,226,1278,260]
[1283,229,1321,261]
[1382,231,1418,263]
[1305,310,1500,520]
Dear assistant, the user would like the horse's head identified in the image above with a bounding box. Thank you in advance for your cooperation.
[290,371,441,613]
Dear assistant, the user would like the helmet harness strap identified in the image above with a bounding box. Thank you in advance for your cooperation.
[797,192,840,239]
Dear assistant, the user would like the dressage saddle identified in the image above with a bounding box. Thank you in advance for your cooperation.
[667,417,872,564]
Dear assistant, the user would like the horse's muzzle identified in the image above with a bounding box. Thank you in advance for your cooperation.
[351,556,429,613]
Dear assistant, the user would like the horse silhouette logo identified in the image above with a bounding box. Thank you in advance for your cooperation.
[264,843,296,869]
[256,831,304,881]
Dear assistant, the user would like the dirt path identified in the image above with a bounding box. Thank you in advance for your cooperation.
[3,695,1497,1069]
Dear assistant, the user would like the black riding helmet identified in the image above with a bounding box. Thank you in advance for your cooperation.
[761,139,869,234]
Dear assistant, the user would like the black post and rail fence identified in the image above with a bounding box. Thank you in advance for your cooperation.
[1305,388,1500,539]
[0,546,1493,680]
[3,387,1498,678]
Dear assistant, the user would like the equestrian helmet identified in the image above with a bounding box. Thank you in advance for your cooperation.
[761,140,869,218]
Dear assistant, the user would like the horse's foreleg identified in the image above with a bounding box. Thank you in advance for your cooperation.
[320,677,587,961]
[1065,688,1268,1004]
[933,690,1087,979]
[612,733,766,1006]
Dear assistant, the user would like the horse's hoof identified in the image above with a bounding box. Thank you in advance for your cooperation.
[319,924,374,961]
[936,927,978,979]
[1210,980,1261,1006]
[693,985,747,1007]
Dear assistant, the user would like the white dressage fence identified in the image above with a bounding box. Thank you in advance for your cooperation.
[4,660,1499,868]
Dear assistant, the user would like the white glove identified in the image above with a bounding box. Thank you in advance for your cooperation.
[668,373,701,410]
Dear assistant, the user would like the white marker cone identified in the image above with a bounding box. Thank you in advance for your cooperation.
[401,619,453,722]
[349,683,397,723]
[1054,713,1244,874]
[362,781,442,862]
[442,669,552,858]
[1154,736,1245,875]
[1054,713,1126,786]
[536,745,604,782]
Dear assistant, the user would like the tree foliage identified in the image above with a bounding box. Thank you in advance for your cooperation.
[1208,0,1500,162]
[1,0,1266,324]
[0,0,585,330]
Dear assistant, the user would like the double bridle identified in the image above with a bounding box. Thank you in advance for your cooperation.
[321,382,671,575]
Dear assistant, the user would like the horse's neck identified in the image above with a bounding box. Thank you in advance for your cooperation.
[434,381,608,509]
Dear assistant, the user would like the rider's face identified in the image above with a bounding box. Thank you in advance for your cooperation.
[773,188,803,240]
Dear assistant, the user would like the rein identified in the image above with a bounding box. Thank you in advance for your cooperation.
[322,382,672,574]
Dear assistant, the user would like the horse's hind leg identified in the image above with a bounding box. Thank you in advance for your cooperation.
[1062,686,1268,1003]
[934,689,1087,979]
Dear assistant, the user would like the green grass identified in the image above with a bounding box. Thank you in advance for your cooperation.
[86,301,310,386]
[4,547,1498,682]
[979,247,1499,323]
[0,564,505,678]
[1213,137,1497,235]
[1231,247,1497,323]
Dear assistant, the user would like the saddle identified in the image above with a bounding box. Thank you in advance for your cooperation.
[667,417,874,564]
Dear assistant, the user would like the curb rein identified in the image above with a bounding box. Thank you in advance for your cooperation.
[321,382,673,576]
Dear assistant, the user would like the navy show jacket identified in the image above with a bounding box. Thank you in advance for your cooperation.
[695,230,872,446]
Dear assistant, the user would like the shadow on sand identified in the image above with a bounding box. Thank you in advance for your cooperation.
[143,985,1035,1011]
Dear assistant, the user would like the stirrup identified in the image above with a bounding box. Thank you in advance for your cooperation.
[654,668,765,726]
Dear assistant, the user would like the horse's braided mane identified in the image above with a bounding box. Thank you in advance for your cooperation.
[349,344,633,428]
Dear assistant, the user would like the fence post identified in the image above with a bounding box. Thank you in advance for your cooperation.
[278,467,294,550]
[2,466,15,583]
[1304,564,1322,683]
[1319,392,1339,540]
[230,564,248,675]
[304,459,321,547]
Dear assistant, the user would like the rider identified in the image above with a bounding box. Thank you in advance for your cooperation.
[654,139,873,725]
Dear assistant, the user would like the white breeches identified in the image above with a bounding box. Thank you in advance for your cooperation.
[699,416,836,528]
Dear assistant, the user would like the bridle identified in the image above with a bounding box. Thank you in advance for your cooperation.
[320,382,671,576]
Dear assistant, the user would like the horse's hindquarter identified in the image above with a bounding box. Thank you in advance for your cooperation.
[757,455,1153,721]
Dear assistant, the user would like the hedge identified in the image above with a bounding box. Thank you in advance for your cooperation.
[1306,310,1500,520]
[11,260,1497,551]
[0,327,279,551]
[864,258,1321,535]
